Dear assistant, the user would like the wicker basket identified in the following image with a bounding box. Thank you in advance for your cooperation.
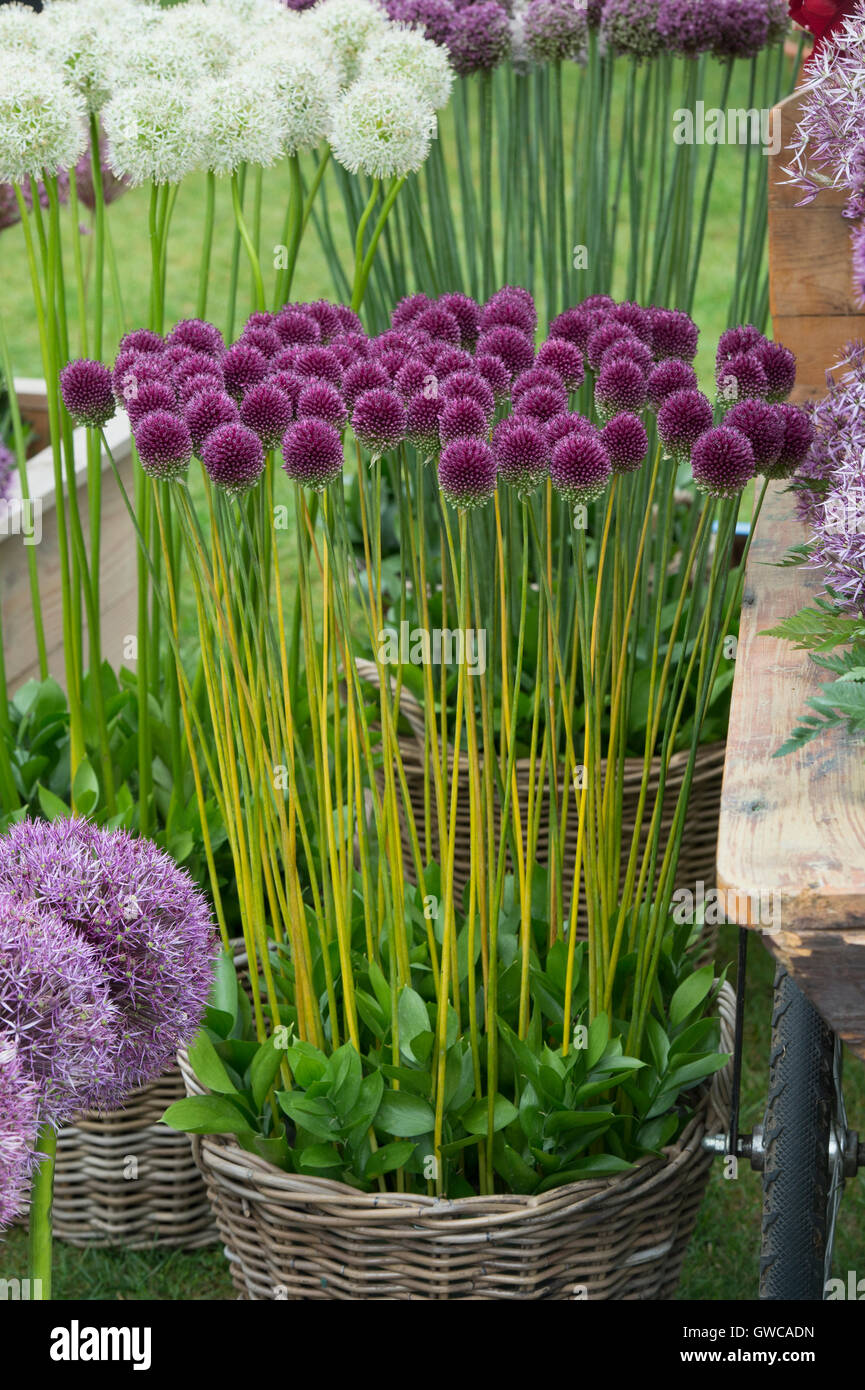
[356,660,724,946]
[50,1067,216,1250]
[179,985,734,1300]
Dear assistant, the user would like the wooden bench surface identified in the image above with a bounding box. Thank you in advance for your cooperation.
[716,482,865,1059]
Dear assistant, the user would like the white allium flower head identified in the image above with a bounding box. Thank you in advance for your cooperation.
[308,0,389,87]
[102,80,205,186]
[252,47,341,156]
[200,71,286,175]
[358,26,453,111]
[104,16,203,90]
[204,0,286,20]
[329,77,437,180]
[161,2,249,79]
[42,1,143,113]
[0,3,50,58]
[0,61,88,184]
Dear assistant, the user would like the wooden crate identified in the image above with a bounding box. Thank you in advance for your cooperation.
[769,90,865,402]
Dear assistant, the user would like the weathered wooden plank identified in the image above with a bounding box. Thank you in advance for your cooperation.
[771,316,865,403]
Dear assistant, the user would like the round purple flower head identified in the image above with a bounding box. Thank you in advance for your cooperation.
[201,422,265,494]
[0,1039,40,1230]
[275,308,321,348]
[691,425,756,498]
[391,293,432,332]
[343,360,391,412]
[119,329,164,358]
[114,351,174,406]
[0,821,217,1098]
[656,0,719,54]
[437,293,481,349]
[647,358,698,411]
[438,437,497,510]
[547,412,600,450]
[595,357,648,420]
[395,357,433,400]
[769,403,814,479]
[657,388,714,462]
[601,413,649,474]
[535,338,585,391]
[297,380,348,431]
[282,418,344,491]
[405,392,443,457]
[649,308,699,361]
[334,306,364,336]
[610,301,654,347]
[135,410,193,480]
[330,334,370,372]
[352,388,407,456]
[168,318,224,359]
[476,326,535,380]
[242,324,282,361]
[179,372,226,410]
[60,359,116,429]
[414,304,463,347]
[447,1,511,76]
[433,346,475,379]
[174,352,224,395]
[385,0,456,46]
[516,382,570,425]
[240,381,295,450]
[184,388,240,455]
[756,341,796,402]
[440,370,496,420]
[125,378,178,428]
[222,342,269,401]
[481,288,537,339]
[512,366,566,408]
[299,300,343,344]
[440,396,488,443]
[601,0,664,62]
[524,0,588,62]
[586,322,641,373]
[551,432,612,506]
[293,346,342,388]
[599,337,654,376]
[716,352,769,404]
[712,0,769,60]
[550,306,606,352]
[475,352,511,400]
[717,324,765,366]
[493,416,549,499]
[725,399,784,473]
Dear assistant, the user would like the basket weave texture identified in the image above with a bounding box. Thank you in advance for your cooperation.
[180,985,734,1300]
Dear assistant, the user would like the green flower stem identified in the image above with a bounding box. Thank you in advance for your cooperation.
[0,313,47,681]
[352,177,405,314]
[197,170,216,319]
[231,169,265,315]
[29,1124,57,1301]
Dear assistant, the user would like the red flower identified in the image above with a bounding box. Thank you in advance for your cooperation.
[789,0,858,52]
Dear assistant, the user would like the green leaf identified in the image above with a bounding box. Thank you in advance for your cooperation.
[536,1155,632,1192]
[298,1144,343,1171]
[365,1140,415,1178]
[669,966,715,1028]
[375,1089,436,1138]
[278,1092,342,1143]
[250,1034,287,1111]
[327,1044,363,1120]
[187,1030,240,1096]
[37,783,70,821]
[71,758,99,816]
[284,1041,328,1088]
[161,1095,254,1139]
[345,1070,384,1140]
[397,986,432,1063]
[544,1110,616,1137]
[461,1095,519,1136]
[586,1012,609,1069]
[368,959,392,1018]
[209,952,239,1028]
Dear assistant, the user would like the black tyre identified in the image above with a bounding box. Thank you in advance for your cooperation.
[760,966,835,1301]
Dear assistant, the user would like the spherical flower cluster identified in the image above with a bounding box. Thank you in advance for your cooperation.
[103,81,205,186]
[185,388,240,455]
[691,425,756,498]
[493,416,548,498]
[602,412,650,474]
[523,0,588,65]
[201,421,266,494]
[658,388,714,462]
[438,437,497,509]
[358,26,454,110]
[447,2,511,76]
[0,63,87,184]
[646,358,698,410]
[551,432,612,506]
[283,417,345,490]
[601,0,664,63]
[0,1039,40,1231]
[329,77,437,178]
[352,387,408,455]
[60,359,116,430]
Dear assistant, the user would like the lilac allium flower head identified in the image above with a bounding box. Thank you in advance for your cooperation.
[274,308,322,348]
[711,0,769,60]
[271,347,301,376]
[179,372,226,410]
[646,358,698,410]
[0,821,217,1098]
[447,1,511,75]
[595,358,648,420]
[0,894,120,1123]
[113,350,172,407]
[513,381,569,426]
[492,416,548,499]
[656,0,719,53]
[0,1039,40,1230]
[240,381,296,449]
[691,425,755,497]
[610,301,654,346]
[535,338,585,391]
[657,387,714,462]
[174,352,224,395]
[433,346,476,379]
[586,322,640,373]
[376,349,411,383]
[282,418,344,491]
[352,388,407,456]
[475,352,511,400]
[756,340,796,401]
[201,422,265,494]
[334,306,365,336]
[297,380,349,431]
[294,301,343,344]
[164,343,195,373]
[549,306,603,353]
[438,437,497,509]
[293,346,343,388]
[395,357,434,400]
[222,342,269,401]
[184,388,240,455]
[242,324,282,361]
[546,412,600,450]
[725,399,784,472]
[550,431,612,505]
[599,337,654,375]
[372,329,419,358]
[119,329,164,358]
[134,411,193,481]
[717,324,766,365]
[60,359,116,429]
[440,370,496,420]
[405,392,443,456]
[440,396,488,443]
[480,291,536,339]
[512,366,565,407]
[343,360,391,412]
[125,379,178,429]
[770,402,815,479]
[716,351,769,404]
[476,325,534,379]
[581,294,616,313]
[414,304,463,347]
[601,413,650,474]
[392,293,433,331]
[168,318,224,359]
[601,0,664,61]
[649,307,699,361]
[524,0,588,61]
[385,0,457,47]
[437,293,481,349]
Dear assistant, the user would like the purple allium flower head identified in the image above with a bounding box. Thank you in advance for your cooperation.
[648,307,699,361]
[119,329,164,358]
[601,0,663,62]
[0,894,121,1123]
[476,326,534,380]
[282,417,344,490]
[447,1,511,75]
[274,308,321,348]
[352,388,407,455]
[438,437,497,509]
[375,349,411,383]
[656,0,719,54]
[405,392,444,456]
[716,351,769,404]
[725,399,785,472]
[657,387,714,462]
[0,1039,40,1230]
[293,346,343,388]
[125,379,178,428]
[0,442,13,505]
[440,370,496,420]
[395,357,434,400]
[168,318,224,359]
[581,294,616,313]
[0,820,217,1099]
[512,366,564,407]
[373,329,419,358]
[179,372,226,410]
[717,324,765,365]
[546,412,600,450]
[550,431,612,505]
[756,340,797,402]
[437,293,481,349]
[492,416,549,499]
[646,358,699,410]
[586,322,641,373]
[330,334,371,372]
[60,359,116,429]
[174,352,224,395]
[475,352,511,400]
[134,411,193,480]
[601,412,650,474]
[549,305,605,353]
[595,357,648,420]
[433,346,476,379]
[391,293,433,332]
[480,290,536,339]
[515,381,570,426]
[524,0,588,61]
[113,350,172,407]
[200,422,266,495]
[691,425,756,497]
[334,306,364,336]
[296,380,348,431]
[343,360,391,412]
[241,324,282,361]
[240,381,296,449]
[535,337,585,391]
[599,337,654,375]
[385,0,457,46]
[268,370,305,411]
[298,300,343,344]
[770,402,815,479]
[439,396,488,443]
[712,0,769,60]
[164,343,195,373]
[222,342,269,401]
[609,301,654,346]
[414,304,463,346]
[183,388,240,455]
